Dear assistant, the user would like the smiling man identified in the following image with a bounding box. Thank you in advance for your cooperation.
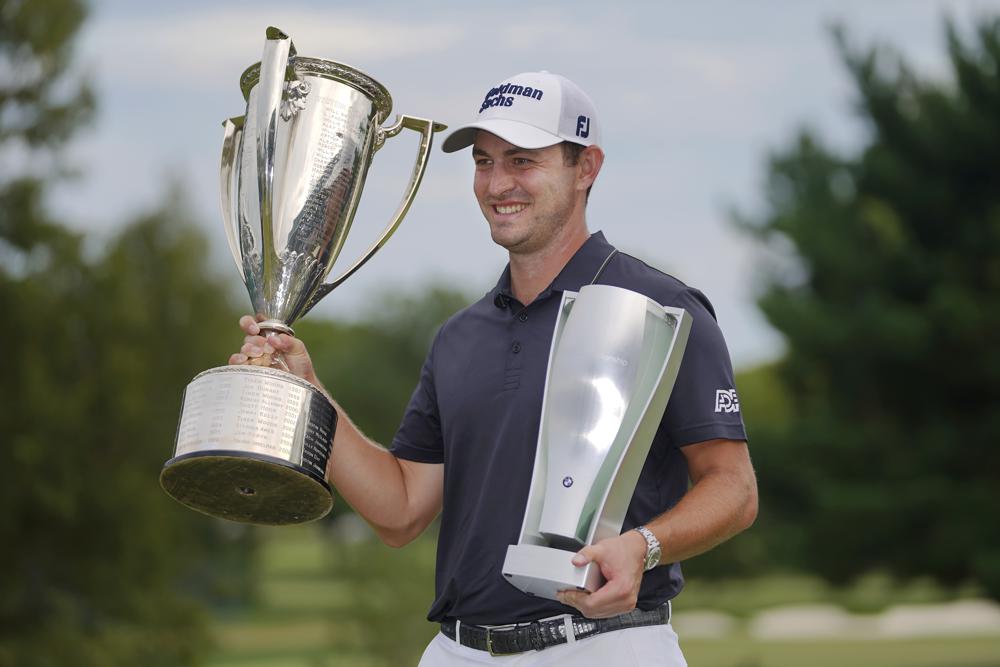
[234,71,757,666]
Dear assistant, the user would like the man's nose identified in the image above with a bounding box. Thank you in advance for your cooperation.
[488,164,515,197]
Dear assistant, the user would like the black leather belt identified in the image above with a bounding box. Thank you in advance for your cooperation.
[440,602,671,656]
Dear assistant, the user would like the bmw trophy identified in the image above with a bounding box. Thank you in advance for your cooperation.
[160,27,445,525]
[502,285,691,600]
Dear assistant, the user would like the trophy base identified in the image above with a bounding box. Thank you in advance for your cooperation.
[163,365,337,525]
[502,544,604,602]
[161,450,333,525]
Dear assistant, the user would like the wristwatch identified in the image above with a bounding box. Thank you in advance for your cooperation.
[633,525,662,571]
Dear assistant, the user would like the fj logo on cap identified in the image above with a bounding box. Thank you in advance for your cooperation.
[479,83,545,113]
[715,389,740,413]
[576,115,590,138]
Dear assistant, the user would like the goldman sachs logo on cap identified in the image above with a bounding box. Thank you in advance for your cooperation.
[479,82,544,113]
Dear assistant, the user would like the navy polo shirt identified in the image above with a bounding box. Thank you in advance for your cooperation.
[390,231,747,625]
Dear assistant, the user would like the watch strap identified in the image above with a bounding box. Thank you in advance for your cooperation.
[633,525,661,571]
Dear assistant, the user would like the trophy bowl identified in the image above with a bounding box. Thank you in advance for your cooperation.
[160,27,445,525]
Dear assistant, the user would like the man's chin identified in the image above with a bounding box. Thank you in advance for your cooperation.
[489,226,531,252]
[488,224,518,248]
[491,236,518,252]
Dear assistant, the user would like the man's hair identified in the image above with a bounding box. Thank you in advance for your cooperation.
[561,142,593,202]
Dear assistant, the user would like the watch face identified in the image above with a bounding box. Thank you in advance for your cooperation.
[645,546,661,571]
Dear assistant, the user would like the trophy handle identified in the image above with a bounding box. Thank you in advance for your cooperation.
[220,116,246,281]
[300,114,447,316]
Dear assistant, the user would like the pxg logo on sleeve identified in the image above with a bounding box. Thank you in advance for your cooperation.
[714,389,740,413]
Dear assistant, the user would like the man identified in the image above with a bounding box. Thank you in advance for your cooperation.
[233,71,757,665]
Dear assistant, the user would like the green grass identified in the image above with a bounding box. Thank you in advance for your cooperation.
[201,524,1000,667]
[202,523,437,666]
[683,637,1000,667]
[680,572,984,617]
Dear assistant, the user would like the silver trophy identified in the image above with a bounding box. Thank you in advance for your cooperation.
[160,27,445,525]
[502,285,691,600]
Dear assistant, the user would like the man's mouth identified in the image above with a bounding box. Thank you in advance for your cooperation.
[494,203,528,215]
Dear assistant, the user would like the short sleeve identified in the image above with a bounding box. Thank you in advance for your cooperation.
[390,331,445,463]
[661,287,748,447]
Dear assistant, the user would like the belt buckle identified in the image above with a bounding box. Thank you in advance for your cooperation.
[485,627,517,656]
[485,628,499,656]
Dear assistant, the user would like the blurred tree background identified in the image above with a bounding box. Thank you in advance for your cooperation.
[1,1,256,664]
[721,18,1000,599]
[3,0,1000,665]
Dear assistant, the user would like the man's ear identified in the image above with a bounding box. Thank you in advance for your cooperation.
[576,145,604,192]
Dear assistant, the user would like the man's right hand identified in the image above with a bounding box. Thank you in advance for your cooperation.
[228,315,443,547]
[229,315,319,385]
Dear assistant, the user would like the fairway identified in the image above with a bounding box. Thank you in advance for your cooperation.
[202,525,1000,667]
[682,637,1000,667]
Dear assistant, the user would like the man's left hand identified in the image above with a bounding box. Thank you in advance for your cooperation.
[556,530,647,618]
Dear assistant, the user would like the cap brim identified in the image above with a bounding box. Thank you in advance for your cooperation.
[441,119,563,153]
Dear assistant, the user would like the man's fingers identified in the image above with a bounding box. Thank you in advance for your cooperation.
[268,333,293,350]
[240,342,273,357]
[239,341,276,368]
[583,579,630,611]
[559,540,639,619]
[572,546,596,567]
[234,321,315,381]
[238,315,260,335]
[559,586,630,619]
[271,333,306,355]
[557,589,591,614]
[247,353,274,367]
[239,320,302,357]
[557,588,622,619]
[235,316,302,371]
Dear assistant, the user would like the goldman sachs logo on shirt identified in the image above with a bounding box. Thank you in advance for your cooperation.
[479,83,544,112]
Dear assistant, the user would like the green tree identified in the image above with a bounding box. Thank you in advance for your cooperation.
[0,0,93,150]
[684,362,794,579]
[0,195,256,666]
[299,286,471,447]
[292,286,469,524]
[738,19,1000,596]
[0,0,93,279]
[306,287,469,664]
[0,0,253,663]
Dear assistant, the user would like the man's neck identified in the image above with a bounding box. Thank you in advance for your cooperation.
[508,223,590,306]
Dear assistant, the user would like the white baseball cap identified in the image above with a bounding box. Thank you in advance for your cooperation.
[441,71,601,153]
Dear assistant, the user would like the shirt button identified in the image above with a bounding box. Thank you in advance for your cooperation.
[518,311,528,322]
[511,341,522,353]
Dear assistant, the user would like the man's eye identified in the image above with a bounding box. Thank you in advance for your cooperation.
[512,158,532,166]
[475,159,492,167]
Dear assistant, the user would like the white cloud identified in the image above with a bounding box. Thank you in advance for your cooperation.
[84,10,463,88]
[57,0,1000,368]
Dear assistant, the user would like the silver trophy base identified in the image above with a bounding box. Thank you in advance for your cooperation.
[161,365,337,525]
[161,450,333,525]
[502,544,604,601]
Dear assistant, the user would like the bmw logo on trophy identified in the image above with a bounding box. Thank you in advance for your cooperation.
[502,285,691,600]
[160,27,445,525]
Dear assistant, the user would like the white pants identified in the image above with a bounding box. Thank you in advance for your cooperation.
[417,622,687,666]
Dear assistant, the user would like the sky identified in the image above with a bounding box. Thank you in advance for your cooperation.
[51,0,1000,368]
